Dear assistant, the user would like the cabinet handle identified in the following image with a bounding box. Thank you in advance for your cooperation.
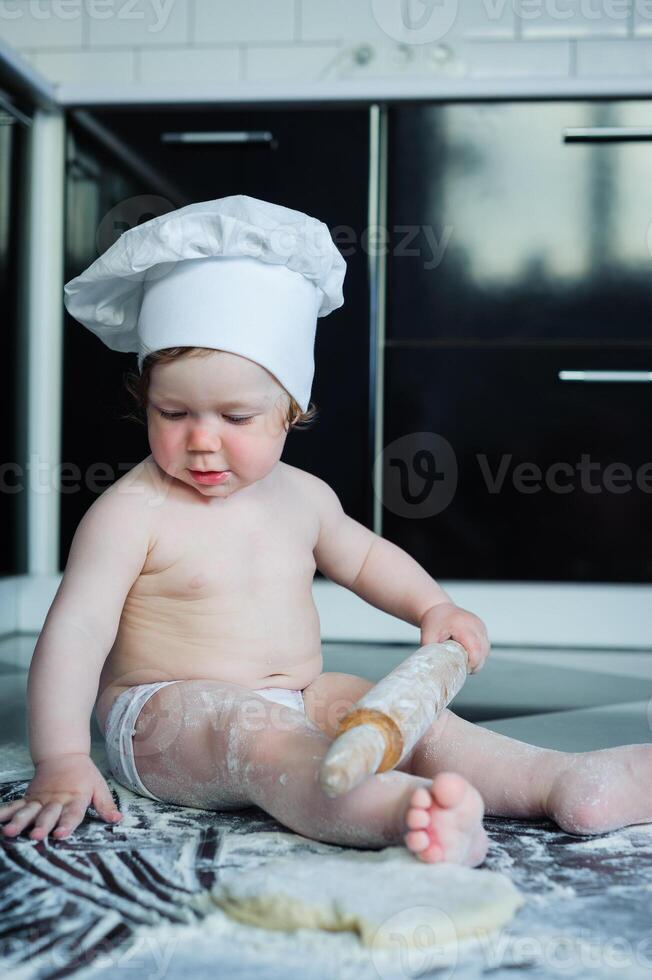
[563,127,652,143]
[559,370,652,382]
[161,131,274,145]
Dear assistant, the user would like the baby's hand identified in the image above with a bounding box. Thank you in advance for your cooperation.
[0,753,122,841]
[420,602,490,673]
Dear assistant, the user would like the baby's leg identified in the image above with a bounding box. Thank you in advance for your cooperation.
[129,680,487,864]
[409,710,652,835]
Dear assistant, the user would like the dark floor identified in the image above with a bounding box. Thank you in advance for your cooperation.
[1,637,652,979]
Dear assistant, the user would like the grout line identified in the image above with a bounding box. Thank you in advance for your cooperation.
[295,0,301,42]
[187,0,196,45]
[15,39,344,54]
[81,1,89,49]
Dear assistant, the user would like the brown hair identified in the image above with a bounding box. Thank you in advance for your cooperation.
[120,346,319,432]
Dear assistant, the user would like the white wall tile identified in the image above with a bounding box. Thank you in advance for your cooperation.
[634,0,652,35]
[0,0,83,49]
[30,47,135,84]
[87,0,190,48]
[245,42,339,80]
[194,0,295,44]
[300,0,514,45]
[0,0,648,93]
[578,36,652,70]
[516,0,631,38]
[301,0,413,43]
[463,38,571,75]
[140,44,240,83]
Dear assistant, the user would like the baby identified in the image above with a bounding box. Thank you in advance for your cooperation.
[1,197,649,860]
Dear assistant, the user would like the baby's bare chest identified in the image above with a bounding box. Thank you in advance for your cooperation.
[96,480,324,729]
[135,493,319,603]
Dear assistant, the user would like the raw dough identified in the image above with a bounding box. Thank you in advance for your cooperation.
[212,846,523,949]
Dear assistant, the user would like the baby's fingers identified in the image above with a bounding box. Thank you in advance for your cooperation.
[1,800,43,837]
[456,630,488,672]
[0,799,29,823]
[468,634,489,668]
[29,803,64,840]
[92,785,122,826]
[52,800,90,838]
[450,626,480,660]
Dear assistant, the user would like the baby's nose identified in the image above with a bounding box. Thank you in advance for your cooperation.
[187,425,222,449]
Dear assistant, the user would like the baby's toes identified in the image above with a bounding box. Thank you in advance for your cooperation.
[429,771,469,811]
[405,806,430,831]
[404,829,431,854]
[409,787,433,810]
[418,840,444,864]
[404,827,445,863]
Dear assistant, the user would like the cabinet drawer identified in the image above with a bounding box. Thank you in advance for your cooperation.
[382,347,652,581]
[388,100,652,344]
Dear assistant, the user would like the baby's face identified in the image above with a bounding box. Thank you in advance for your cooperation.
[146,350,291,500]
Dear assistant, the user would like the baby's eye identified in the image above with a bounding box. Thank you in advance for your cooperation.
[158,410,253,425]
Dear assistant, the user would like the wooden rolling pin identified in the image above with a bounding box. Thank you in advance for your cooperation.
[319,640,469,798]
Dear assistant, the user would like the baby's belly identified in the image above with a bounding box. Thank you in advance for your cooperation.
[95,592,322,734]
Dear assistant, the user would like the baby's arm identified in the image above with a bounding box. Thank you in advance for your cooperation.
[311,476,489,671]
[1,486,151,840]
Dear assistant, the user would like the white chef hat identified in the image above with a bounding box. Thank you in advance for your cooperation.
[63,194,347,412]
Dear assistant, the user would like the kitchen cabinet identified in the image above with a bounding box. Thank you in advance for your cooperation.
[385,100,652,581]
[383,346,652,582]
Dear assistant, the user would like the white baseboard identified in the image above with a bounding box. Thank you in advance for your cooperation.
[0,575,61,634]
[0,578,18,636]
[1,574,651,650]
[311,579,652,650]
[440,581,652,650]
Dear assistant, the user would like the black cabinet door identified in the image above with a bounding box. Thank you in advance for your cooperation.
[63,107,370,569]
[383,347,652,582]
[388,100,652,345]
[386,100,652,582]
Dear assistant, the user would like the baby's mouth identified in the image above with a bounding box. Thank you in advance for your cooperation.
[188,469,231,484]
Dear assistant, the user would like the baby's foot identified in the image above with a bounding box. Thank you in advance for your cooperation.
[402,771,488,866]
[544,744,652,836]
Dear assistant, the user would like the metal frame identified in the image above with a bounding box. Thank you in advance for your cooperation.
[0,38,57,112]
[22,109,66,576]
[367,104,388,536]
